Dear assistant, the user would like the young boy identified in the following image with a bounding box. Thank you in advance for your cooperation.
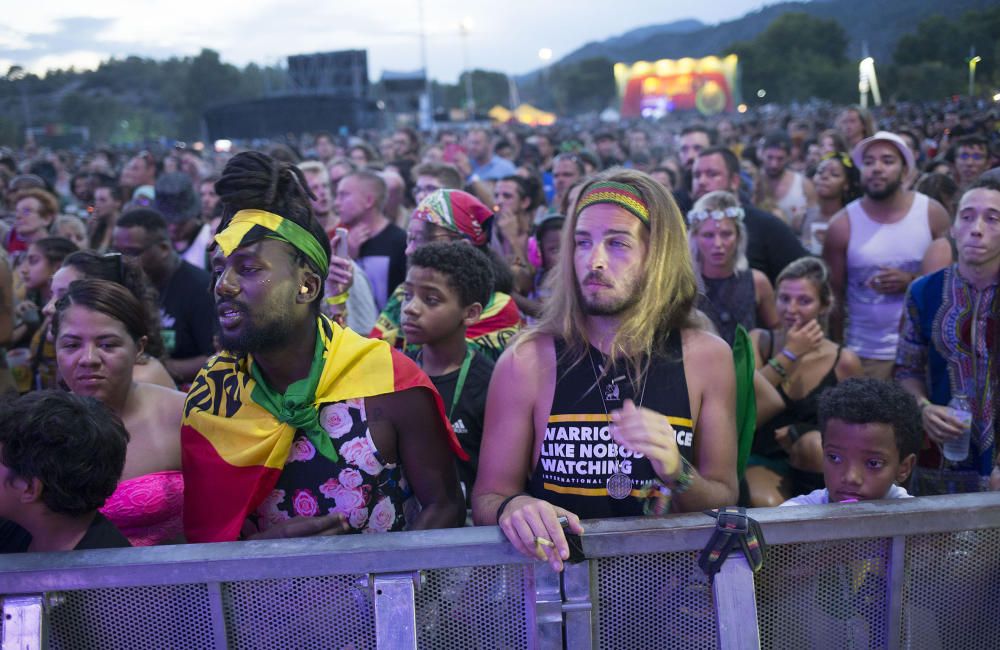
[401,242,496,499]
[781,378,921,505]
[0,391,131,552]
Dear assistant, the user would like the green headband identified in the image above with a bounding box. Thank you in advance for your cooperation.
[214,209,329,276]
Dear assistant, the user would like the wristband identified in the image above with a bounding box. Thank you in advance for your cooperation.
[324,292,349,306]
[767,357,788,379]
[667,456,695,495]
[780,347,798,362]
[918,397,932,412]
[496,493,526,523]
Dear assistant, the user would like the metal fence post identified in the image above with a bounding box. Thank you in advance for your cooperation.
[534,566,563,650]
[373,572,419,650]
[2,594,46,650]
[886,535,906,650]
[713,555,761,650]
[561,560,594,649]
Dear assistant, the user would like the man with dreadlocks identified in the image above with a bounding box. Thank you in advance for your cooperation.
[181,152,466,542]
[472,169,738,571]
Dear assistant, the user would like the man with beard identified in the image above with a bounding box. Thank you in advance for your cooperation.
[692,146,807,284]
[756,131,817,233]
[472,170,738,572]
[824,132,950,380]
[181,151,465,542]
[113,208,215,385]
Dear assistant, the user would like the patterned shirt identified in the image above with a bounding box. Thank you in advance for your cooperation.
[245,398,412,535]
[896,265,997,474]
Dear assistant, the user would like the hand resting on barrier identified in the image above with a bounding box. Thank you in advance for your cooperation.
[497,495,584,572]
[244,513,351,540]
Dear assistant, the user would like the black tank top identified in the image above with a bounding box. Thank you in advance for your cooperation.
[701,270,756,346]
[753,330,843,457]
[529,330,695,519]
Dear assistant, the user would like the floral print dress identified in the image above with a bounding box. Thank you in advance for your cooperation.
[246,398,411,535]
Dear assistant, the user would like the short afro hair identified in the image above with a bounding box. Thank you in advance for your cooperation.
[0,391,129,516]
[409,241,494,308]
[818,378,922,460]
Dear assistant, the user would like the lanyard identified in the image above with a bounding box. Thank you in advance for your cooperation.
[417,345,476,423]
[449,346,475,423]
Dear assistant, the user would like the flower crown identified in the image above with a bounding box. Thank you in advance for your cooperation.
[687,206,745,224]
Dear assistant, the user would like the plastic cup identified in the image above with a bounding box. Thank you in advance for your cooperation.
[6,348,32,394]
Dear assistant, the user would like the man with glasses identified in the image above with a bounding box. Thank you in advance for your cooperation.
[954,135,991,190]
[411,162,462,205]
[113,208,215,385]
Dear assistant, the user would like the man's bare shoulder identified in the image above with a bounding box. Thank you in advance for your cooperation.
[680,328,732,365]
[497,333,556,374]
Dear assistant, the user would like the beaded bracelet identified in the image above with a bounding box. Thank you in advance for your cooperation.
[767,357,788,379]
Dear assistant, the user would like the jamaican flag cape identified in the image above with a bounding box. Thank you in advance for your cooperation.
[371,285,523,362]
[182,316,466,543]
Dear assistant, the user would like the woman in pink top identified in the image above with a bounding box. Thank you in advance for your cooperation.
[52,279,184,546]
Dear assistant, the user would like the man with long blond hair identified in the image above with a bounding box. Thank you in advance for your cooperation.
[472,168,738,571]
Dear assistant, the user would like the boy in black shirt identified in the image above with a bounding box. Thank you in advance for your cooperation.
[402,242,496,501]
[0,391,131,553]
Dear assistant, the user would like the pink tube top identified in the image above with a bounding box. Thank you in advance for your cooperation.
[100,470,184,546]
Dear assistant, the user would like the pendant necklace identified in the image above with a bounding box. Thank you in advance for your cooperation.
[588,346,648,500]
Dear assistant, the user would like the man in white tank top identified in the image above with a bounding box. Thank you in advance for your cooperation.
[759,131,817,234]
[823,132,951,380]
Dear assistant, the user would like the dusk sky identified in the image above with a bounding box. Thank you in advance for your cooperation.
[1,0,785,82]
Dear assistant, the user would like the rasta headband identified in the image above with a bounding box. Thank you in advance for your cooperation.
[214,209,329,276]
[575,181,650,226]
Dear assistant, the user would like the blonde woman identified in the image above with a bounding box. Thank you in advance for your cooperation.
[688,190,779,346]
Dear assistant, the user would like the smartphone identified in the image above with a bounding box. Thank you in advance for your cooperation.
[335,227,349,258]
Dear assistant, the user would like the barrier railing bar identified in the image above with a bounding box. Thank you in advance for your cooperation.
[561,560,593,649]
[205,581,229,650]
[578,494,1000,557]
[713,555,760,650]
[0,494,996,597]
[1,594,45,650]
[886,535,907,650]
[372,573,418,650]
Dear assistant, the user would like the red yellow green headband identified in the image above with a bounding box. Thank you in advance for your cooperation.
[215,209,329,275]
[575,181,650,226]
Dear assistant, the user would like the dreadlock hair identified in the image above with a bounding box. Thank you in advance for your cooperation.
[214,151,331,311]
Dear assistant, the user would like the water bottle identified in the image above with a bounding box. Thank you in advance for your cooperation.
[942,393,972,462]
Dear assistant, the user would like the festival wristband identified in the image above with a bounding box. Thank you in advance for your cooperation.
[918,397,932,412]
[780,347,798,362]
[666,456,695,495]
[496,493,527,523]
[324,292,349,306]
[767,357,788,379]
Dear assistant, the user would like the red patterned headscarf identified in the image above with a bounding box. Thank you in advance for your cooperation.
[411,189,493,247]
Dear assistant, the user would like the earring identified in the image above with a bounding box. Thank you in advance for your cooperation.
[299,286,309,294]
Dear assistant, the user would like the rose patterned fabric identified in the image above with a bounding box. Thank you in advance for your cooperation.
[245,398,409,535]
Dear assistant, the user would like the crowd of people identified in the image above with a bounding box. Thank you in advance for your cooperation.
[0,97,998,562]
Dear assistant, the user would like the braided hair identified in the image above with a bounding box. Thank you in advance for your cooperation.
[214,152,331,306]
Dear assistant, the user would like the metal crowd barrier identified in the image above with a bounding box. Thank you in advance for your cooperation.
[1,493,998,649]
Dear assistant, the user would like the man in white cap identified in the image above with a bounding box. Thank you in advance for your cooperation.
[823,131,951,379]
